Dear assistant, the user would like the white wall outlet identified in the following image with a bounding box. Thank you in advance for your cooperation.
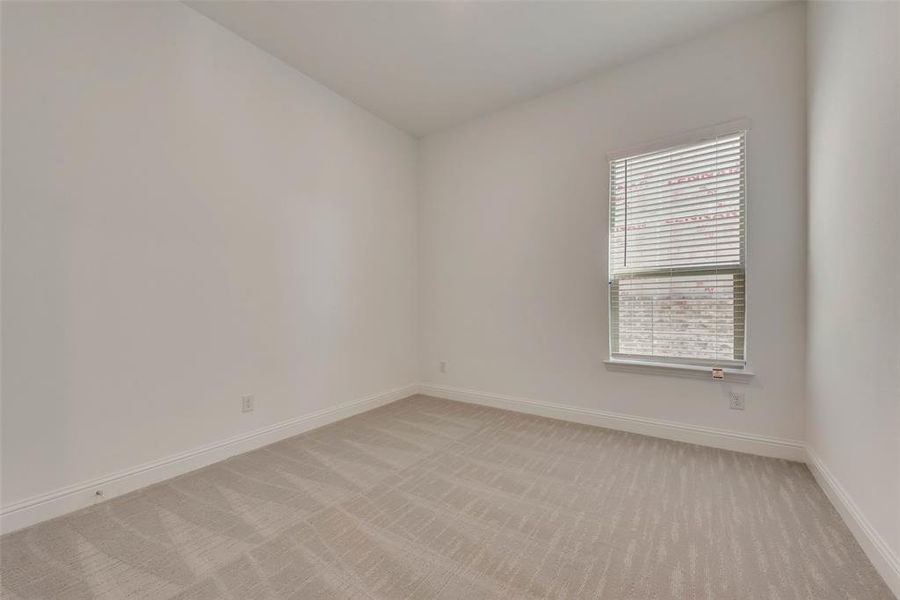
[241,395,255,413]
[729,392,746,410]
[439,361,447,373]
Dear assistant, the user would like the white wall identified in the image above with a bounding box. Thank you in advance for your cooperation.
[806,0,900,588]
[419,4,807,443]
[1,2,418,508]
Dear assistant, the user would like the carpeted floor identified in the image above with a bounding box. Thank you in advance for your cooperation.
[0,395,892,599]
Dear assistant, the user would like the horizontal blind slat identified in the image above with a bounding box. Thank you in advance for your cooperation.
[611,188,743,211]
[612,157,744,191]
[612,188,743,213]
[612,144,743,173]
[613,172,743,201]
[614,136,742,169]
[611,155,744,186]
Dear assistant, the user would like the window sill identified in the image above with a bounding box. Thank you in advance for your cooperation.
[604,359,755,382]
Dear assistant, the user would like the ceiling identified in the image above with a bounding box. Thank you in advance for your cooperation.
[188,1,783,137]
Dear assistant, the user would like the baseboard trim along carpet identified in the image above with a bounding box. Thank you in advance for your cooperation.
[0,383,419,535]
[806,447,900,599]
[418,383,806,462]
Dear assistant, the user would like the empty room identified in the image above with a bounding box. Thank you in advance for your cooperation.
[1,0,898,598]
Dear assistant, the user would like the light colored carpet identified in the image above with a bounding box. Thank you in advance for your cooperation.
[0,395,892,599]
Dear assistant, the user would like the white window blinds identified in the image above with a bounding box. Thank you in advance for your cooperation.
[609,131,747,368]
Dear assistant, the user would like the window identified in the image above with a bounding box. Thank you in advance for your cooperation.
[608,129,747,369]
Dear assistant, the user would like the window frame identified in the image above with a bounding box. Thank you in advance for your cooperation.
[606,121,751,373]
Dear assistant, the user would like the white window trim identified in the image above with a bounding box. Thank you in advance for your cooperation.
[606,119,753,375]
[604,358,754,381]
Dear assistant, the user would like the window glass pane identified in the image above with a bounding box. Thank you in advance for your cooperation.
[612,272,742,362]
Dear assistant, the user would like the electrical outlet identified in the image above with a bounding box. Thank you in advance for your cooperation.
[439,361,447,373]
[729,392,746,410]
[241,395,255,413]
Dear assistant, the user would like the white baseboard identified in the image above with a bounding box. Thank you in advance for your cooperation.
[418,383,806,462]
[806,447,900,599]
[0,383,418,535]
